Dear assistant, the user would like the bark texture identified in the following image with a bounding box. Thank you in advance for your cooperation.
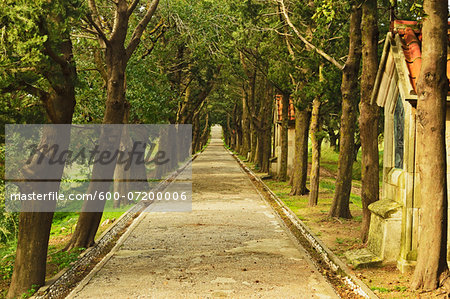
[359,0,380,242]
[240,90,251,158]
[329,4,362,219]
[411,0,449,290]
[246,75,273,173]
[278,92,290,181]
[309,98,323,206]
[290,106,310,195]
[257,80,274,173]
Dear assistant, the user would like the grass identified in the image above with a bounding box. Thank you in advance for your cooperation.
[0,242,16,281]
[47,247,85,275]
[317,144,384,184]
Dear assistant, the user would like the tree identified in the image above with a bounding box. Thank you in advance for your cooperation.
[328,2,362,219]
[65,0,160,250]
[359,0,379,242]
[411,0,449,290]
[309,65,325,206]
[278,92,290,181]
[1,0,79,297]
[276,0,349,195]
[290,102,310,195]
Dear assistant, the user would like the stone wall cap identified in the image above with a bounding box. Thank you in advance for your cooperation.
[369,199,402,219]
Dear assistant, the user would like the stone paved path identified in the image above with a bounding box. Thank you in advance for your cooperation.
[67,126,338,299]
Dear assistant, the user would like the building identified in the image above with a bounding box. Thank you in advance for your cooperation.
[350,20,450,272]
[270,95,296,176]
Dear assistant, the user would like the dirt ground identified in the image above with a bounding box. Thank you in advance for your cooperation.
[66,126,338,299]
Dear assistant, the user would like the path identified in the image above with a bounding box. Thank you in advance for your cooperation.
[68,126,338,299]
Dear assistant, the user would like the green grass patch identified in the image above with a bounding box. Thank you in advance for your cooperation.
[318,145,363,180]
[47,247,85,274]
[0,241,16,280]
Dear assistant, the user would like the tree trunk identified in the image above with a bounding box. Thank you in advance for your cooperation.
[65,41,129,251]
[7,127,73,299]
[290,106,311,195]
[328,129,339,152]
[329,4,362,219]
[309,98,323,206]
[113,112,149,208]
[7,22,77,297]
[113,130,132,209]
[259,81,274,173]
[240,51,258,161]
[260,127,271,173]
[65,125,124,251]
[8,212,54,298]
[235,104,243,153]
[155,126,170,179]
[359,0,379,242]
[411,0,449,290]
[227,113,233,148]
[241,90,251,159]
[278,92,290,181]
[200,112,209,148]
[192,109,201,152]
[250,121,258,162]
[114,106,130,209]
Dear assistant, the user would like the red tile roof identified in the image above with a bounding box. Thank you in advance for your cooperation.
[275,95,295,121]
[393,20,450,94]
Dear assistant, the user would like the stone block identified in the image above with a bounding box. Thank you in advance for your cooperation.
[369,199,401,219]
[344,248,383,269]
[367,199,402,262]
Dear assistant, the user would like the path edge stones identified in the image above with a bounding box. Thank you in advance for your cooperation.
[226,147,379,299]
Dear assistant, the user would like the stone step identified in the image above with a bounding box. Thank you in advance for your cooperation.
[344,248,383,269]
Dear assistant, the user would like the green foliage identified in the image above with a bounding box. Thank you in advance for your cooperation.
[0,241,16,280]
[0,205,18,245]
[370,286,390,293]
[0,0,85,126]
[0,144,18,245]
[48,247,84,272]
[20,284,39,299]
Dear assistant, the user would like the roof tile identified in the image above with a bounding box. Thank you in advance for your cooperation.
[276,95,295,121]
[393,20,450,94]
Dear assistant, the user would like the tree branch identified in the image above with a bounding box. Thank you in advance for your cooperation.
[93,48,108,83]
[88,0,103,30]
[141,20,167,59]
[277,0,344,70]
[85,14,110,45]
[86,0,110,45]
[127,0,141,17]
[239,47,286,93]
[1,81,48,100]
[43,40,67,67]
[126,0,160,61]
